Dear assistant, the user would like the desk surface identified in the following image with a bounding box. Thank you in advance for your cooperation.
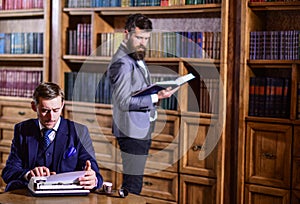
[0,189,146,204]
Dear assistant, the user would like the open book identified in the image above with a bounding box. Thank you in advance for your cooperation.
[132,73,195,97]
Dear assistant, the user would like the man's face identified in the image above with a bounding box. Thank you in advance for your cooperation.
[127,27,151,60]
[32,96,64,129]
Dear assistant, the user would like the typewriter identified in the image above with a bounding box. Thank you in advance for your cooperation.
[28,171,90,196]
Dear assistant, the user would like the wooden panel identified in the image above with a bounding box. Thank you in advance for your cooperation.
[0,150,10,191]
[140,171,178,202]
[146,141,178,173]
[292,190,300,204]
[0,103,35,122]
[293,157,300,190]
[144,196,177,204]
[116,170,178,202]
[245,184,290,204]
[98,164,117,188]
[180,116,220,177]
[0,128,13,147]
[294,126,300,157]
[64,103,113,135]
[115,140,178,172]
[245,122,292,188]
[90,133,116,163]
[152,111,180,143]
[180,174,216,204]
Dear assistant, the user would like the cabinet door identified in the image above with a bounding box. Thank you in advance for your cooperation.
[293,126,300,157]
[245,184,290,204]
[292,190,300,204]
[180,174,216,204]
[64,103,113,135]
[293,157,300,190]
[180,116,220,178]
[116,170,178,202]
[245,122,292,188]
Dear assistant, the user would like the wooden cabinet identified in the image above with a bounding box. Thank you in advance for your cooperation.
[238,1,300,203]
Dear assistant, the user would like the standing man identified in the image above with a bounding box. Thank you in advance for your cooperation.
[107,13,178,195]
[2,82,103,192]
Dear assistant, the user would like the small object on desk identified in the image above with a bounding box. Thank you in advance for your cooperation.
[102,181,113,194]
[118,187,129,198]
[27,171,90,196]
[95,181,114,195]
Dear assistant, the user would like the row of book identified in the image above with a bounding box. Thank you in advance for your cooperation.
[249,30,299,60]
[248,76,290,118]
[68,24,91,56]
[250,0,300,2]
[199,78,219,114]
[64,72,179,110]
[66,0,221,8]
[81,31,220,59]
[64,72,112,104]
[0,69,42,98]
[186,0,221,4]
[0,32,44,54]
[0,0,44,10]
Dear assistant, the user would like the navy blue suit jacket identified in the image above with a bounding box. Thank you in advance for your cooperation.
[2,117,103,191]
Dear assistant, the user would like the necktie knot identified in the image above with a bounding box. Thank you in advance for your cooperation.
[42,128,53,148]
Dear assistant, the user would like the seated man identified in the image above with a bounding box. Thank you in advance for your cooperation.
[2,82,103,191]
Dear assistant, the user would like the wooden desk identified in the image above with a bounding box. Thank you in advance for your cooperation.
[0,189,146,204]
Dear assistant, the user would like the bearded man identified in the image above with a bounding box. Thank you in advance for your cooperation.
[107,13,177,195]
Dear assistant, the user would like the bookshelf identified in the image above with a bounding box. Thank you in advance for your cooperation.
[51,1,230,203]
[0,0,50,191]
[238,1,300,204]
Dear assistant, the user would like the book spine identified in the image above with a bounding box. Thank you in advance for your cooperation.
[248,77,256,116]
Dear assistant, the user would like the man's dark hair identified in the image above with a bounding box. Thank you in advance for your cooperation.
[125,13,153,32]
[33,82,64,105]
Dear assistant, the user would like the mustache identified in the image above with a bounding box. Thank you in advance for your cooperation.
[135,45,146,50]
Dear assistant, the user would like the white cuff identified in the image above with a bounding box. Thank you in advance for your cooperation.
[151,94,158,103]
[24,171,30,181]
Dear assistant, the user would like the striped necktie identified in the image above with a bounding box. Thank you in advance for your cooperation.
[42,128,52,148]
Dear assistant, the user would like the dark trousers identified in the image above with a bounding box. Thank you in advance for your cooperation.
[117,123,154,195]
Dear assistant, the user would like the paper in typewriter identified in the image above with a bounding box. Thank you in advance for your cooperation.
[46,171,86,184]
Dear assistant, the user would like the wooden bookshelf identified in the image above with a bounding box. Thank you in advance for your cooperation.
[238,1,300,204]
[51,0,231,203]
[0,0,50,191]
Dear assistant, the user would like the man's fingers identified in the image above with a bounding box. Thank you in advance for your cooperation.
[85,160,91,171]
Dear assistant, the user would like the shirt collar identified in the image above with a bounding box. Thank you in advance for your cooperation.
[39,117,61,132]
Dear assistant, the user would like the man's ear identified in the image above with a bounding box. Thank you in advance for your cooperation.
[124,30,130,40]
[31,101,37,112]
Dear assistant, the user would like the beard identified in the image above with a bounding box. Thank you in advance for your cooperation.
[127,41,147,60]
[131,50,146,60]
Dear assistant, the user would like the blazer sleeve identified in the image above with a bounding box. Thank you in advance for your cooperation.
[109,57,154,112]
[2,123,31,184]
[73,123,103,189]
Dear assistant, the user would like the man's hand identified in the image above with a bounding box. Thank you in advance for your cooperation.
[78,160,97,190]
[28,166,55,180]
[157,86,179,100]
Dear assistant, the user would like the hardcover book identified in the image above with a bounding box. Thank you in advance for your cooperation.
[132,73,195,97]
